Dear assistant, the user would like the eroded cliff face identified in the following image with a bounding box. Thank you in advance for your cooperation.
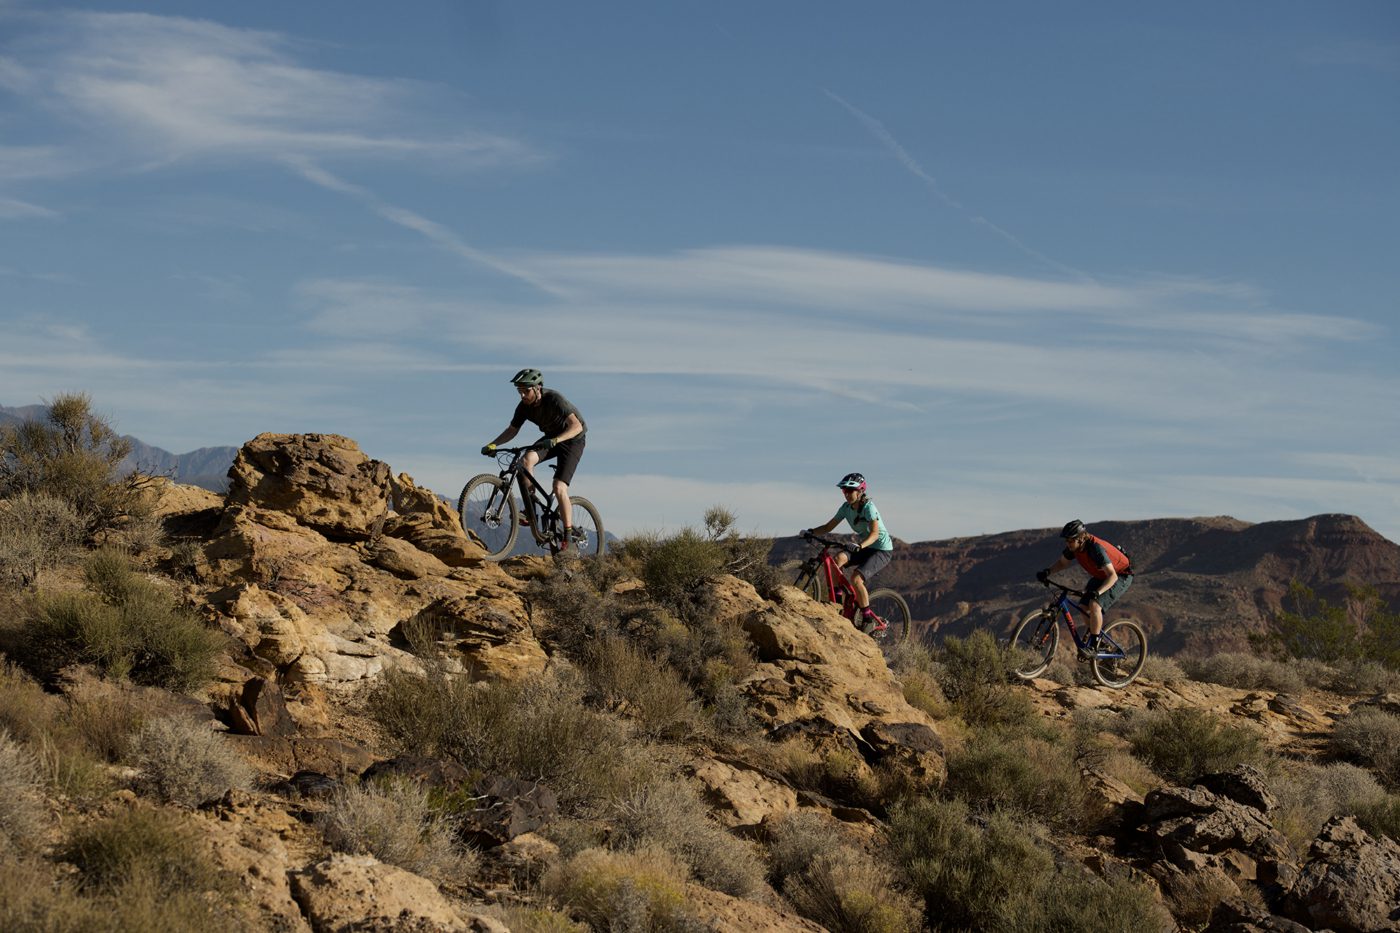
[772,514,1400,654]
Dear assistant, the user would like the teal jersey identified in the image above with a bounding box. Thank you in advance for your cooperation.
[833,499,893,551]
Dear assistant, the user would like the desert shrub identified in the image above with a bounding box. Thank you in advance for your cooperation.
[368,669,661,807]
[1140,654,1187,685]
[487,905,587,933]
[1333,707,1400,786]
[579,636,703,741]
[609,778,764,897]
[886,796,1053,930]
[62,807,227,895]
[887,642,949,719]
[936,630,1035,728]
[0,393,149,533]
[1352,794,1400,842]
[945,727,1087,830]
[542,845,700,933]
[783,847,922,933]
[319,779,473,882]
[1306,658,1400,695]
[1180,651,1305,693]
[769,811,920,933]
[1256,581,1400,669]
[127,716,253,807]
[1127,707,1265,785]
[528,555,631,656]
[0,856,107,933]
[0,491,84,587]
[18,549,221,690]
[0,664,108,798]
[0,731,46,853]
[1268,759,1388,852]
[1072,711,1161,798]
[621,506,774,614]
[64,684,157,763]
[886,796,1171,932]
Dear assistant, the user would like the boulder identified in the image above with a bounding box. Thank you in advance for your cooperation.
[226,434,391,540]
[1285,816,1400,933]
[458,775,560,848]
[684,756,799,829]
[225,676,297,737]
[385,472,488,567]
[289,853,474,931]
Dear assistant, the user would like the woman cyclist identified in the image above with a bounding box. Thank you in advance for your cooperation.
[802,472,896,634]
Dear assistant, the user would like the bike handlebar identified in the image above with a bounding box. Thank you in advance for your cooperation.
[1040,578,1090,599]
[482,443,549,458]
[800,531,856,552]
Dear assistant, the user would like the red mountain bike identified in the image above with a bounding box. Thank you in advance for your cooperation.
[792,532,911,655]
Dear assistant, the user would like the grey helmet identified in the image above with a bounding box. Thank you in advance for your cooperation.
[1060,519,1087,539]
[510,368,544,387]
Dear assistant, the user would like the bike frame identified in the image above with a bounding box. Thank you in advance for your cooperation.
[802,535,864,620]
[488,447,562,547]
[1042,580,1129,660]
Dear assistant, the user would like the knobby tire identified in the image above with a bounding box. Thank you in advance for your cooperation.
[1009,609,1059,680]
[868,588,911,654]
[458,474,519,561]
[1092,618,1147,688]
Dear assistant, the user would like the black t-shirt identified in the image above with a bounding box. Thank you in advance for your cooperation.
[511,388,585,438]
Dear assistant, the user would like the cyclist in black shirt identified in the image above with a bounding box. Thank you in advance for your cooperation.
[481,368,587,549]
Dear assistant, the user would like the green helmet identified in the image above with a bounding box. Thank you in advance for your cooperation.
[510,368,543,387]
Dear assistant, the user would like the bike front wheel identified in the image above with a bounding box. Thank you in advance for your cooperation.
[1092,619,1147,689]
[793,561,829,602]
[1009,609,1059,680]
[458,474,519,561]
[868,589,911,654]
[563,495,605,557]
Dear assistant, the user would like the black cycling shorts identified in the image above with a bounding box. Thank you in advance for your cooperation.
[542,435,585,485]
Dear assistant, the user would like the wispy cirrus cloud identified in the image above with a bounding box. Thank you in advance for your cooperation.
[0,195,57,218]
[12,12,533,167]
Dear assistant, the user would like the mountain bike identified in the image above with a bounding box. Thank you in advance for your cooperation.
[792,531,911,655]
[1008,579,1147,688]
[458,445,604,561]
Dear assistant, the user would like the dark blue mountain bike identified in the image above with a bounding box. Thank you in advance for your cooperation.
[1008,579,1147,688]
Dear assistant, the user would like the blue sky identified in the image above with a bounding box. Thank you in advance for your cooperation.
[3,1,1399,543]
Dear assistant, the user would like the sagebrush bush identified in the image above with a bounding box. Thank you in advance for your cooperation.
[1180,651,1305,693]
[1268,759,1388,852]
[620,507,774,616]
[945,727,1087,830]
[1140,654,1187,685]
[1127,707,1265,785]
[486,905,587,933]
[319,779,473,882]
[936,630,1036,728]
[368,669,661,807]
[886,796,1171,931]
[62,807,227,895]
[0,730,46,853]
[0,664,108,798]
[1333,707,1400,787]
[580,636,703,741]
[609,778,764,898]
[1352,794,1400,842]
[0,393,148,533]
[0,491,84,587]
[18,549,222,690]
[542,845,699,933]
[128,716,253,807]
[769,812,919,933]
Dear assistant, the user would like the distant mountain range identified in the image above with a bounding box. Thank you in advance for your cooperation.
[1,404,237,493]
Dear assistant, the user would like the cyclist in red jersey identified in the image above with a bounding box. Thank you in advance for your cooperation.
[1036,520,1133,659]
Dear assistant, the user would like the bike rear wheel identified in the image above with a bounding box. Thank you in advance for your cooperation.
[1009,608,1059,680]
[458,474,519,561]
[867,588,911,654]
[1092,619,1147,688]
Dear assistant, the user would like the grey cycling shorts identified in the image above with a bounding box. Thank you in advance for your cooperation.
[848,547,892,582]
